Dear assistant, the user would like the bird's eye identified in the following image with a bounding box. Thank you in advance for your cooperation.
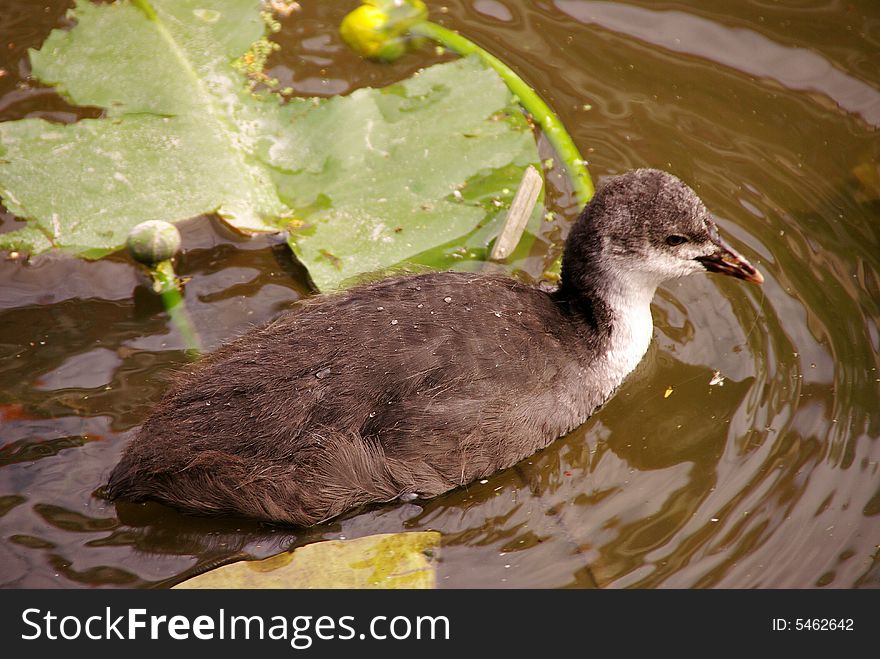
[666,235,688,246]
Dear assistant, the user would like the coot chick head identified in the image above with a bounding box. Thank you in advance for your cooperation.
[562,169,763,296]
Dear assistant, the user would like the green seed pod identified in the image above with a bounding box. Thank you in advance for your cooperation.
[126,220,182,265]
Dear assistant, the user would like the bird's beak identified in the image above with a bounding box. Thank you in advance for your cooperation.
[696,230,764,285]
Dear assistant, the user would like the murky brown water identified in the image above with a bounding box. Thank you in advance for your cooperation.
[1,0,878,588]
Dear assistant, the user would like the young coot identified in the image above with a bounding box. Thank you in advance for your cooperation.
[106,169,763,525]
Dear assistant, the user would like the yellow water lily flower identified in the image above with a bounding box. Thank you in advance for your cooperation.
[340,0,428,61]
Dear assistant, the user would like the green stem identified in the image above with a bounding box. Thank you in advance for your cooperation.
[150,260,201,357]
[410,21,594,207]
[131,0,158,21]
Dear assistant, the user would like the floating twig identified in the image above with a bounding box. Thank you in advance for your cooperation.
[490,165,543,261]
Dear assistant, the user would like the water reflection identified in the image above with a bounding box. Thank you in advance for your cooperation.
[554,0,880,127]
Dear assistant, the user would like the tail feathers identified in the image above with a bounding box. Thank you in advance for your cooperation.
[106,430,453,525]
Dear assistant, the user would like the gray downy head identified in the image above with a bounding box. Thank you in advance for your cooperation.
[562,168,763,297]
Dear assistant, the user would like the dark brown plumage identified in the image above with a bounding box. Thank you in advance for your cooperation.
[106,169,762,524]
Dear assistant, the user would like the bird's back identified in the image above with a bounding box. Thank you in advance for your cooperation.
[107,271,610,523]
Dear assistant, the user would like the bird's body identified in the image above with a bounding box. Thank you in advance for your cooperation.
[107,169,762,524]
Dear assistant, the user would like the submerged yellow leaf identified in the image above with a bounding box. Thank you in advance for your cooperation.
[174,531,440,589]
[664,386,674,398]
[853,161,880,200]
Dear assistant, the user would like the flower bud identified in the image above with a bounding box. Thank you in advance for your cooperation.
[126,220,182,265]
[340,0,427,62]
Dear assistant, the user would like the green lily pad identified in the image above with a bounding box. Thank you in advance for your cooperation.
[174,531,440,589]
[262,56,541,289]
[0,0,542,289]
[0,0,286,258]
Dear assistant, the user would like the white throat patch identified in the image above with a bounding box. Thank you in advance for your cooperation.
[607,300,654,376]
[594,276,656,391]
